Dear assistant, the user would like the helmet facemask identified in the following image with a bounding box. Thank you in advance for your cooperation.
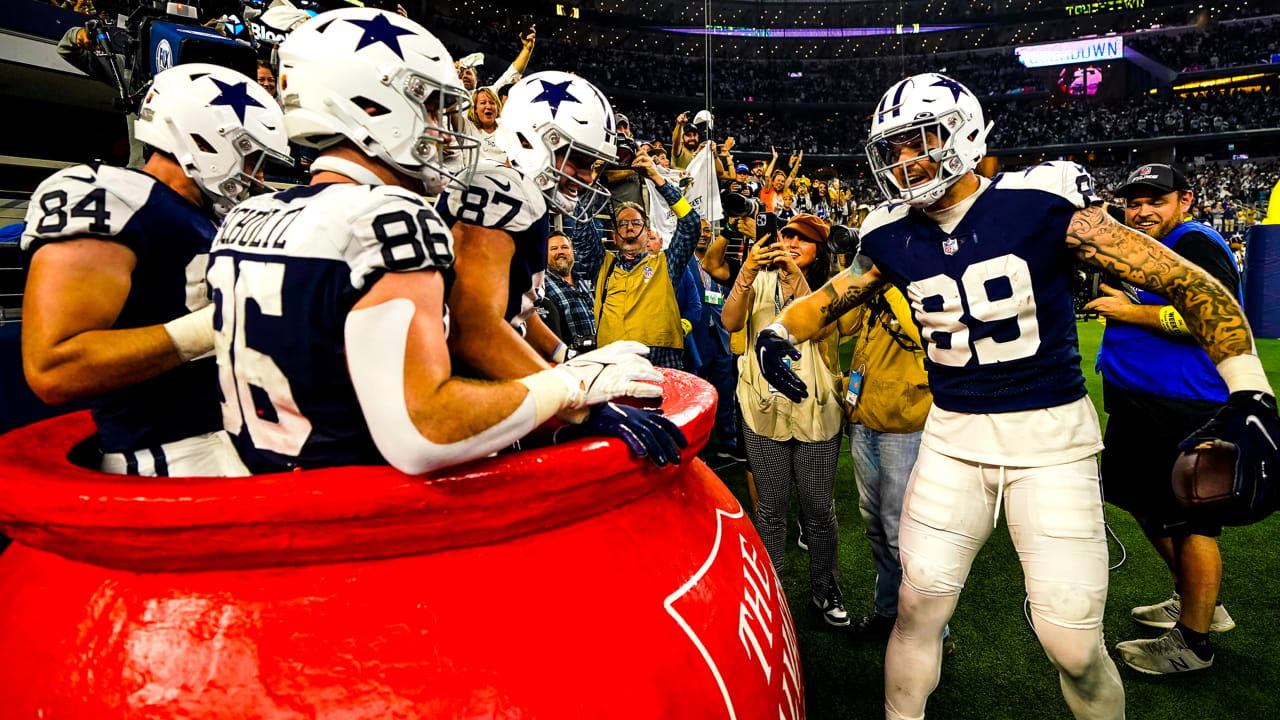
[525,124,615,222]
[174,120,293,218]
[866,109,980,209]
[399,69,480,195]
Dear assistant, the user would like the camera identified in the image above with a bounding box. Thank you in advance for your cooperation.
[1072,262,1136,316]
[827,224,859,256]
[612,135,638,169]
[81,1,258,111]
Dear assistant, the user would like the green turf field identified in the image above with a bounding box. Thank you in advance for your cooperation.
[711,319,1280,720]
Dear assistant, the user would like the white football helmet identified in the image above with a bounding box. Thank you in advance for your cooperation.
[865,73,993,208]
[133,63,290,217]
[276,7,479,194]
[496,71,618,220]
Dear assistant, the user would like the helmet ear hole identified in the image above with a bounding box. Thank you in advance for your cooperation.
[351,96,391,117]
[190,134,217,153]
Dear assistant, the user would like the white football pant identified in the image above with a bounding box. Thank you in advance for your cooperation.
[99,430,250,477]
[884,444,1124,720]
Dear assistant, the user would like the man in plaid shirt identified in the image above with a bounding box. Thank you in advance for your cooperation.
[541,231,597,354]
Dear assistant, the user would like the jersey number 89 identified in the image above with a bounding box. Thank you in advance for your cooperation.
[910,254,1042,367]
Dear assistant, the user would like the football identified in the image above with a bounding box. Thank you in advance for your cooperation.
[1171,439,1239,516]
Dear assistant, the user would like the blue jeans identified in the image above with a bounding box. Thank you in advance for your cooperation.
[847,424,922,618]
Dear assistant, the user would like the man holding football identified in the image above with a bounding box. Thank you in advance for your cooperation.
[754,73,1278,720]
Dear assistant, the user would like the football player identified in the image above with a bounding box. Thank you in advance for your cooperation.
[437,70,685,465]
[757,73,1276,719]
[208,8,678,476]
[22,63,289,476]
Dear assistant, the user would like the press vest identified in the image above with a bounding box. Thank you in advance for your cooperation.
[594,252,684,350]
[737,271,844,442]
[1096,221,1239,403]
[844,286,933,434]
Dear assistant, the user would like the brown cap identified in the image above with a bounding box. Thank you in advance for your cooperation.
[782,214,829,244]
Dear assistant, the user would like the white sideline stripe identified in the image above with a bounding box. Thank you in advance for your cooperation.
[663,501,747,720]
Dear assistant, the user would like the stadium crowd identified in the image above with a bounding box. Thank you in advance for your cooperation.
[1130,17,1280,71]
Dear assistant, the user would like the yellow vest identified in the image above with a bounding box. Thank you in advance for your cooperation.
[594,252,684,349]
[841,286,932,434]
[736,271,844,442]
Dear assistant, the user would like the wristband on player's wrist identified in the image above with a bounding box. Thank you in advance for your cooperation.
[1217,354,1274,396]
[163,305,216,362]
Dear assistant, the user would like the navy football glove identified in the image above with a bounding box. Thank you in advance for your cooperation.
[755,322,808,403]
[555,403,688,467]
[1177,391,1280,525]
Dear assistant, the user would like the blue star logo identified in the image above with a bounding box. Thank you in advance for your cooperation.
[208,78,265,123]
[530,78,581,118]
[930,76,967,102]
[345,14,416,59]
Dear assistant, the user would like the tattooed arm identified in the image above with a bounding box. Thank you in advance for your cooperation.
[772,255,887,344]
[1066,205,1253,365]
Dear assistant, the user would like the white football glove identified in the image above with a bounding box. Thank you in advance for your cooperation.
[550,340,664,409]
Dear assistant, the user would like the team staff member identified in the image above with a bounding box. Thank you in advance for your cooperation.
[572,150,702,370]
[1089,164,1242,674]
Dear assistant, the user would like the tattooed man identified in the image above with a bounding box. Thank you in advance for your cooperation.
[756,74,1276,720]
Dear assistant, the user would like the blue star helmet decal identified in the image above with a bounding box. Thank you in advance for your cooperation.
[930,76,967,102]
[344,13,416,59]
[531,78,581,118]
[208,78,265,123]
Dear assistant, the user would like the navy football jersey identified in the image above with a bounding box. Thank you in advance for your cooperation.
[436,162,550,334]
[207,182,454,473]
[858,161,1102,414]
[21,163,222,452]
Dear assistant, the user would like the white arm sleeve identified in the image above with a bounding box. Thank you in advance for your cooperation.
[345,298,548,475]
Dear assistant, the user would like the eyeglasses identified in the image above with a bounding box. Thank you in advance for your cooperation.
[616,219,646,228]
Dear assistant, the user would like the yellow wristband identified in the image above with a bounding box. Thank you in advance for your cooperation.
[671,197,693,219]
[681,318,692,335]
[1158,305,1191,337]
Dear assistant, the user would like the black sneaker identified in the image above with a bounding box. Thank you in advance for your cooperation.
[813,585,850,627]
[848,613,896,643]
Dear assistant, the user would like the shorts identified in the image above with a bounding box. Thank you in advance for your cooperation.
[1100,409,1221,538]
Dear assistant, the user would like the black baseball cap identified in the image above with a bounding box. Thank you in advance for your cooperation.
[1114,164,1190,198]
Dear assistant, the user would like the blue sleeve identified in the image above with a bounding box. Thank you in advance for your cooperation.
[659,181,701,284]
[677,263,702,330]
[569,197,606,280]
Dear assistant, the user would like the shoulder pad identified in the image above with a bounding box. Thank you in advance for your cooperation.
[344,186,454,289]
[994,161,1101,209]
[442,163,545,232]
[858,201,911,237]
[21,165,154,250]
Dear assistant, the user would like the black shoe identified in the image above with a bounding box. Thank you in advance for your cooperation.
[812,584,850,627]
[848,613,896,643]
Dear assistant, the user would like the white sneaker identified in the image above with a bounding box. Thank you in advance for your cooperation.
[1117,627,1213,675]
[1131,593,1236,632]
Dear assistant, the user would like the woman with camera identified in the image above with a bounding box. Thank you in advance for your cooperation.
[722,214,848,626]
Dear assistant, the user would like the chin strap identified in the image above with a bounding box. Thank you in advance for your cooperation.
[311,155,386,186]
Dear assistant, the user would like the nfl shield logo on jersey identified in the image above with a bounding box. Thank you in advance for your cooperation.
[942,236,960,255]
[643,266,656,280]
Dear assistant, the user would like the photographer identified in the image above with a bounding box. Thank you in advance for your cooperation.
[721,214,847,627]
[1090,164,1243,674]
[571,149,701,370]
